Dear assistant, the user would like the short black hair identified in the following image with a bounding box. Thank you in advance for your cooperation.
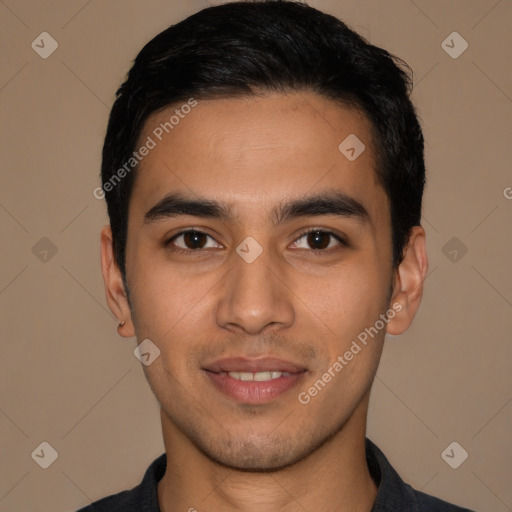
[101,0,425,285]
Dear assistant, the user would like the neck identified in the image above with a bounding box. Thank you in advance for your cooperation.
[157,393,377,512]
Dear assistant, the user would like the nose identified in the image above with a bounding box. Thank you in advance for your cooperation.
[215,244,295,335]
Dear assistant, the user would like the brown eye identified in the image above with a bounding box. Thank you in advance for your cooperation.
[166,230,222,251]
[306,231,331,249]
[181,231,208,249]
[291,230,346,251]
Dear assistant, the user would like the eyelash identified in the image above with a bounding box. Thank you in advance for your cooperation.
[163,228,348,256]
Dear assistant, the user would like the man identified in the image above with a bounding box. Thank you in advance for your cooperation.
[80,1,475,510]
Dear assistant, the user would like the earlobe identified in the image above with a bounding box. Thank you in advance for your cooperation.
[386,226,428,336]
[100,225,135,338]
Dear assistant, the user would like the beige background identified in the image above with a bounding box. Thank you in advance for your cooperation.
[1,1,511,511]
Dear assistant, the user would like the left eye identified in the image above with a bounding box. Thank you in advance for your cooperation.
[291,230,345,251]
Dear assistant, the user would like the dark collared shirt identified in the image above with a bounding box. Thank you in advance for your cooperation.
[76,438,475,511]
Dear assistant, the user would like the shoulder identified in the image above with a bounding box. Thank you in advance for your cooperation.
[74,452,166,512]
[76,489,137,511]
[366,438,477,512]
[413,487,476,511]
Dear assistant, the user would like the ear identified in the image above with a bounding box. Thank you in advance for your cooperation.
[100,225,135,338]
[386,225,428,336]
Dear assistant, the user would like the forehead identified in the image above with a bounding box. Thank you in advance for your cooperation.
[130,92,388,227]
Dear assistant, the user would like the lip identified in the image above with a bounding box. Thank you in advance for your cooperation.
[203,356,307,374]
[202,357,308,404]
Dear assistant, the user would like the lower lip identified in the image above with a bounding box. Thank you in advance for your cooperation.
[204,371,307,404]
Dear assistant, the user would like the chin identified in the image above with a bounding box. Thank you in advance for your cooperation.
[191,429,319,473]
[201,447,307,473]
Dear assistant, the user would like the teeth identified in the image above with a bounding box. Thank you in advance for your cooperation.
[227,371,290,381]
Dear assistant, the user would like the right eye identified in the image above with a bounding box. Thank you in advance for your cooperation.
[164,230,223,253]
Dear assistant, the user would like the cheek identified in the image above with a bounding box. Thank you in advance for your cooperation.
[128,252,219,342]
[298,259,389,334]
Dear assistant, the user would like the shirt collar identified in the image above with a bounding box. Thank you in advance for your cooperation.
[366,438,419,511]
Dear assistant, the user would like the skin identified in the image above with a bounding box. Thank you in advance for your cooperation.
[101,91,428,512]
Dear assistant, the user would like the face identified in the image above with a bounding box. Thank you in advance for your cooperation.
[102,92,425,471]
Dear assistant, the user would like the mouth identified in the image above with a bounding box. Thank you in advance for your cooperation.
[202,357,308,404]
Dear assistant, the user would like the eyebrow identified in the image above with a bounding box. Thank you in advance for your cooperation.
[143,191,371,227]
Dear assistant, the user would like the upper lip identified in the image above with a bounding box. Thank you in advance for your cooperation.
[203,357,307,374]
